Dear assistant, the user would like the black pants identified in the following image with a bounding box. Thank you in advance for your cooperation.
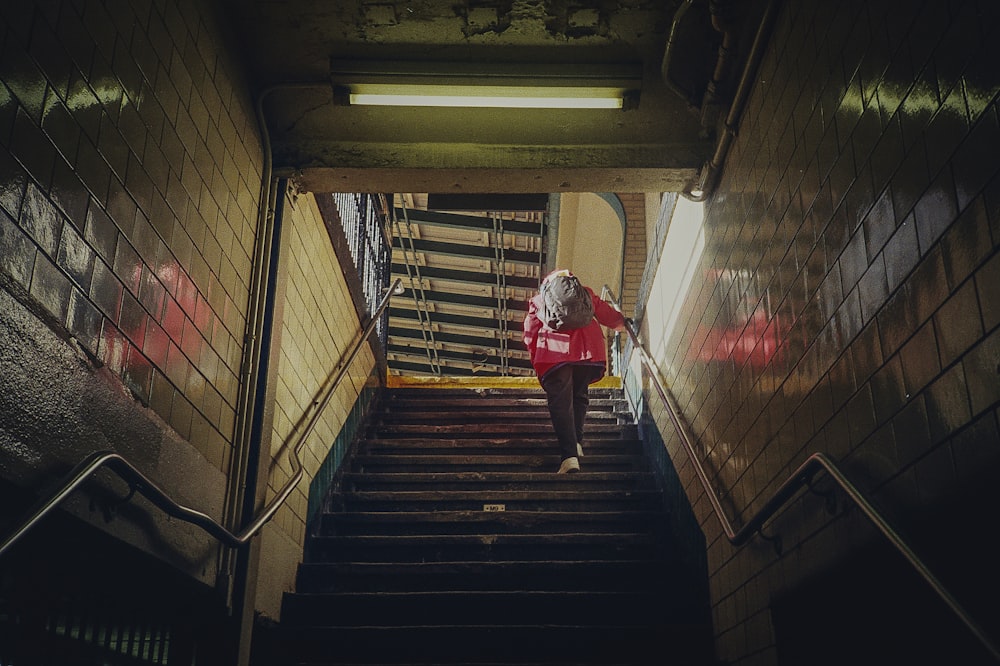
[539,364,598,461]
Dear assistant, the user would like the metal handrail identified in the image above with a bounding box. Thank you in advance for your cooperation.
[602,286,1000,661]
[393,203,442,374]
[0,277,402,559]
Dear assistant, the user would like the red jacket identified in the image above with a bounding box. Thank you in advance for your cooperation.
[522,285,625,381]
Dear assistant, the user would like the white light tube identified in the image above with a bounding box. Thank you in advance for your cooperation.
[348,93,624,109]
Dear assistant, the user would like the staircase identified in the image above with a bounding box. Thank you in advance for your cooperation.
[275,385,717,665]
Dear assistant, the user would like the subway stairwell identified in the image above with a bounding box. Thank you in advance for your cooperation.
[274,386,717,665]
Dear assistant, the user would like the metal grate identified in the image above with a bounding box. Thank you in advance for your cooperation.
[0,598,174,664]
[385,202,547,377]
[330,193,393,349]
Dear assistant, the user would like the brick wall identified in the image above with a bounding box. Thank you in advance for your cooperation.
[616,191,647,318]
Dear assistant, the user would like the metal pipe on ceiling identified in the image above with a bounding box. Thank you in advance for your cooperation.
[682,0,781,201]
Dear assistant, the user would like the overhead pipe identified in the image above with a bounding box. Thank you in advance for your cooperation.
[225,83,326,550]
[227,81,336,665]
[683,0,781,201]
[698,0,743,135]
[220,85,281,608]
[221,82,328,610]
[660,0,701,112]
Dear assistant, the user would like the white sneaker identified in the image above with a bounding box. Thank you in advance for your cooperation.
[557,457,580,474]
[577,443,584,457]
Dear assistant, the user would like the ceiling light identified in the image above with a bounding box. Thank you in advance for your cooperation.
[330,59,642,110]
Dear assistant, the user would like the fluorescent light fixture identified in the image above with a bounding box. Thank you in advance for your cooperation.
[349,93,625,109]
[330,59,641,110]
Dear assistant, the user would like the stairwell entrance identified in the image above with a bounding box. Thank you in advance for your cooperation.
[251,382,717,666]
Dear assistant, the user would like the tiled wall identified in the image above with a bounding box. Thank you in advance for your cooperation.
[642,0,999,662]
[1,0,378,625]
[256,188,374,619]
[0,0,261,476]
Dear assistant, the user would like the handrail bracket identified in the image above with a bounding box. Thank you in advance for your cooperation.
[756,528,782,557]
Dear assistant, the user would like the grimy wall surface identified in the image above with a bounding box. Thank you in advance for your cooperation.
[0,0,370,629]
[1,0,262,578]
[643,0,999,663]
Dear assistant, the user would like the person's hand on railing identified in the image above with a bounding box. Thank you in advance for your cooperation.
[614,318,635,335]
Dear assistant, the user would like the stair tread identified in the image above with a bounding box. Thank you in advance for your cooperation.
[286,590,668,601]
[350,455,647,463]
[281,589,683,626]
[325,509,662,519]
[311,533,657,542]
[381,397,624,407]
[271,386,714,666]
[297,558,665,570]
[342,472,650,479]
[372,423,634,432]
[285,622,678,629]
[339,489,660,498]
[282,623,712,664]
[377,412,625,420]
[383,388,620,395]
[320,510,665,537]
[380,404,625,411]
[340,473,656,491]
[365,433,642,446]
[294,560,674,593]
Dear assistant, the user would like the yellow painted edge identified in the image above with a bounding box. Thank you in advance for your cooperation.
[385,374,622,390]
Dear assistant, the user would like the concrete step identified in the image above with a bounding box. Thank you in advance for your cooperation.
[367,422,640,438]
[281,590,677,626]
[281,623,714,665]
[317,509,666,536]
[333,488,664,512]
[348,454,649,474]
[305,532,662,563]
[379,395,629,410]
[359,437,644,456]
[339,471,657,492]
[294,559,673,593]
[373,409,626,424]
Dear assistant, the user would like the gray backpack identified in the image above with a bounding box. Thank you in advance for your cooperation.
[540,274,595,331]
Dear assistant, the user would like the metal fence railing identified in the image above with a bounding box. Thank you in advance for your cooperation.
[331,193,393,350]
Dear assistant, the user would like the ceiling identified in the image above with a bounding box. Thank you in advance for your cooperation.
[221,0,769,193]
[386,194,548,377]
[219,0,768,376]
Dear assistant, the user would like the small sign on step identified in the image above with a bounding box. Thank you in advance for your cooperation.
[482,504,505,512]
